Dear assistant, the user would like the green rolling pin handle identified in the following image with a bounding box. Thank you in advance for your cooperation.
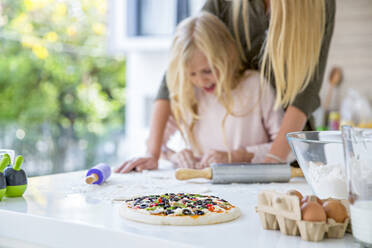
[0,155,10,173]
[13,155,24,171]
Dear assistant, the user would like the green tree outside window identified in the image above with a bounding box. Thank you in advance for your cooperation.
[0,0,126,176]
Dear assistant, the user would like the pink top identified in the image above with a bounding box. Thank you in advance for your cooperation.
[165,70,284,163]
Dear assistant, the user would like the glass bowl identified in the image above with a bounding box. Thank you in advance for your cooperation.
[286,131,347,199]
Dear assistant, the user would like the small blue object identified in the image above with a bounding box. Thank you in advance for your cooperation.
[86,163,111,185]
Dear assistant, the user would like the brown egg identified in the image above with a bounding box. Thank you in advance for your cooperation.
[322,200,348,223]
[287,190,303,202]
[301,201,327,222]
[301,195,323,206]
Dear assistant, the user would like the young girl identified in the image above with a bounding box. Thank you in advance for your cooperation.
[115,12,283,173]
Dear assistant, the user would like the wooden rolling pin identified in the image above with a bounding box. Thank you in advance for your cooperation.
[175,163,304,184]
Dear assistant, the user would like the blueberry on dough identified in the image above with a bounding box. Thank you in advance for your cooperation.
[182,209,192,215]
[194,210,205,215]
[165,209,174,215]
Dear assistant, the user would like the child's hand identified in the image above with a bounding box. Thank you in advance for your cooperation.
[115,155,158,173]
[199,150,229,168]
[170,149,199,168]
[160,146,176,161]
[199,148,254,167]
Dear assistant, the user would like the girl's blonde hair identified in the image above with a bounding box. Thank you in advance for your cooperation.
[166,12,243,155]
[233,0,325,108]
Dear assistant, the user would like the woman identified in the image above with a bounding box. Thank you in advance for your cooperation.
[115,0,335,173]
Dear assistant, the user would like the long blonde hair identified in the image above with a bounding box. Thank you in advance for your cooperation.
[166,12,243,155]
[233,0,325,108]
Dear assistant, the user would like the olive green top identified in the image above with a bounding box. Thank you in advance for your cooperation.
[156,0,336,120]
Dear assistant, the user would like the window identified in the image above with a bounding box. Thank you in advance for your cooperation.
[126,0,204,37]
[138,0,177,36]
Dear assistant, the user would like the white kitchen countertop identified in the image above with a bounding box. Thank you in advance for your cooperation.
[0,162,358,248]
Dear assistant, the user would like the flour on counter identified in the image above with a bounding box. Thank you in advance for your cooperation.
[67,168,216,202]
[65,161,313,204]
[307,162,347,199]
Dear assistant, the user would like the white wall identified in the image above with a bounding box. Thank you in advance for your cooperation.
[321,0,372,111]
[125,51,169,156]
[107,0,173,158]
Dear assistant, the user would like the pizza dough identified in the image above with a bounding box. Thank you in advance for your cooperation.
[119,193,241,225]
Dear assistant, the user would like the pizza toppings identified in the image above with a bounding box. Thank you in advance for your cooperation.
[194,210,205,215]
[182,209,192,215]
[125,193,234,217]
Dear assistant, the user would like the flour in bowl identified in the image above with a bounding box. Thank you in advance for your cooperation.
[307,162,347,199]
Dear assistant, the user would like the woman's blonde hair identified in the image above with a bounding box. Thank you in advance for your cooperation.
[233,0,325,108]
[166,12,243,155]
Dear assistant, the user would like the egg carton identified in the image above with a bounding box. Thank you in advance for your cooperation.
[255,190,349,242]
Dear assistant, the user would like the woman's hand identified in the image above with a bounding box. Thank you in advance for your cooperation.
[115,155,158,173]
[199,148,254,168]
[170,149,199,169]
